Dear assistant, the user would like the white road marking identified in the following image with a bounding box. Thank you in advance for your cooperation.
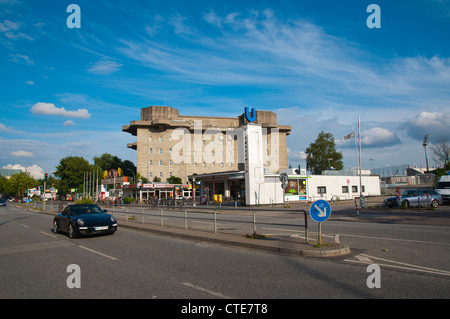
[78,245,118,261]
[345,253,450,277]
[19,223,30,228]
[182,282,232,299]
[40,231,57,238]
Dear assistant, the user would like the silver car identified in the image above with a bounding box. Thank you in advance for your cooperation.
[400,189,443,208]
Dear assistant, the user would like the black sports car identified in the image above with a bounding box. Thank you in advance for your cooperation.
[53,204,117,238]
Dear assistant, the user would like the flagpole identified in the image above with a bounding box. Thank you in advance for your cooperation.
[358,116,362,209]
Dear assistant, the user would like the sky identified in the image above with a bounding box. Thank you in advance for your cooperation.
[1,0,449,179]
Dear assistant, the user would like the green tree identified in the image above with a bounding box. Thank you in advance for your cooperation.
[93,153,122,171]
[166,176,182,184]
[7,172,38,197]
[54,156,91,195]
[305,131,343,175]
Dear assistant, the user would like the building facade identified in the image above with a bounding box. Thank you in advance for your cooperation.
[122,106,292,184]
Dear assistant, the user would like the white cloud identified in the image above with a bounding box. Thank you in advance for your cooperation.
[2,164,44,179]
[64,120,75,126]
[9,54,34,65]
[0,122,13,132]
[404,111,450,141]
[87,60,122,74]
[11,150,34,158]
[26,80,34,85]
[361,127,401,148]
[31,102,91,119]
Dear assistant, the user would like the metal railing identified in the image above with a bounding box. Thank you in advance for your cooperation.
[104,204,310,244]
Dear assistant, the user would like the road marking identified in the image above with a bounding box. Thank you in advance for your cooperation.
[345,253,450,277]
[0,241,74,256]
[181,282,232,299]
[19,223,30,228]
[40,231,57,238]
[78,245,118,261]
[339,233,450,246]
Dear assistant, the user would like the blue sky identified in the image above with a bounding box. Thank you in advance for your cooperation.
[1,0,449,178]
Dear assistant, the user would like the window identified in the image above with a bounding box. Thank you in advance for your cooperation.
[149,160,152,165]
[352,186,358,193]
[342,186,349,193]
[159,148,162,154]
[159,137,163,142]
[149,148,152,154]
[169,160,172,166]
[149,137,153,142]
[169,172,172,177]
[148,172,152,178]
[317,186,327,194]
[159,172,163,177]
[159,160,162,166]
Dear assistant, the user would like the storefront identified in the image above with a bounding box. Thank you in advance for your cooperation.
[123,183,192,202]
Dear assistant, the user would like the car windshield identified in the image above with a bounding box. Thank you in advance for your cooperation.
[70,205,104,216]
[437,181,450,189]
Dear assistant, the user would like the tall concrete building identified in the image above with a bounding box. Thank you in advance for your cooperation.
[122,106,291,184]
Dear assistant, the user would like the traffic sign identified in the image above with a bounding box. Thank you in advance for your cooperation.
[309,199,332,222]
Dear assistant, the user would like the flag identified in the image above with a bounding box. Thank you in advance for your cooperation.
[344,131,355,141]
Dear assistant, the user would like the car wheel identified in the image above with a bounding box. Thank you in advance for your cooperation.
[401,200,410,208]
[68,223,78,239]
[431,200,439,208]
[53,220,59,234]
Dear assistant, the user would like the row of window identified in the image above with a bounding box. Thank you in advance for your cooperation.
[148,172,173,178]
[149,136,278,144]
[148,160,234,167]
[317,185,366,194]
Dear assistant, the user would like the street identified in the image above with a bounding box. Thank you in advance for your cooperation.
[1,203,450,301]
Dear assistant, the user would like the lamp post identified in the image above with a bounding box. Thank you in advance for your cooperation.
[423,134,430,173]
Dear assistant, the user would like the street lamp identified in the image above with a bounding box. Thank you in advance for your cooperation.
[423,134,430,173]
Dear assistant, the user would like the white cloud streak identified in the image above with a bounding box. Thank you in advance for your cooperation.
[31,102,91,119]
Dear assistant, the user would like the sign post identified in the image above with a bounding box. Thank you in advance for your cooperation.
[309,199,332,247]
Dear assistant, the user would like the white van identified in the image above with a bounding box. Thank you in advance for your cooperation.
[435,175,450,203]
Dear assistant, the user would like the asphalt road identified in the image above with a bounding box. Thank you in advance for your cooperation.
[1,204,449,302]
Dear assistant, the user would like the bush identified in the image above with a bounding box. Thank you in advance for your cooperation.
[124,197,135,204]
[75,197,94,204]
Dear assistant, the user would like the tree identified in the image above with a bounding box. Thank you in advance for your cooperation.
[93,153,122,171]
[166,176,182,184]
[7,172,38,197]
[54,156,91,195]
[431,137,450,168]
[305,131,343,175]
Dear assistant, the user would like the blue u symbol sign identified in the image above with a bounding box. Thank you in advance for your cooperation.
[245,107,256,122]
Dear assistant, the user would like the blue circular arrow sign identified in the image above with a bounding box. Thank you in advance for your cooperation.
[309,199,332,222]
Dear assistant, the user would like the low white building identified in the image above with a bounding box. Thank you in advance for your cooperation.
[281,169,381,203]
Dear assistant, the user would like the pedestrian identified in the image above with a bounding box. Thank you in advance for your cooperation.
[395,187,401,208]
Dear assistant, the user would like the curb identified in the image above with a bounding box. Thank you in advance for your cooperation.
[119,223,351,258]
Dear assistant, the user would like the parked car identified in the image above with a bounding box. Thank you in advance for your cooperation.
[0,198,6,206]
[384,189,443,208]
[53,204,117,238]
[435,175,450,203]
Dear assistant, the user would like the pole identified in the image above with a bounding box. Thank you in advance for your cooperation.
[318,222,322,247]
[253,209,256,234]
[43,169,46,212]
[358,116,363,208]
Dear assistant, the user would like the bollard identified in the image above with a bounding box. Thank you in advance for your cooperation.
[184,208,187,230]
[214,209,217,234]
[304,210,308,244]
[253,210,256,234]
